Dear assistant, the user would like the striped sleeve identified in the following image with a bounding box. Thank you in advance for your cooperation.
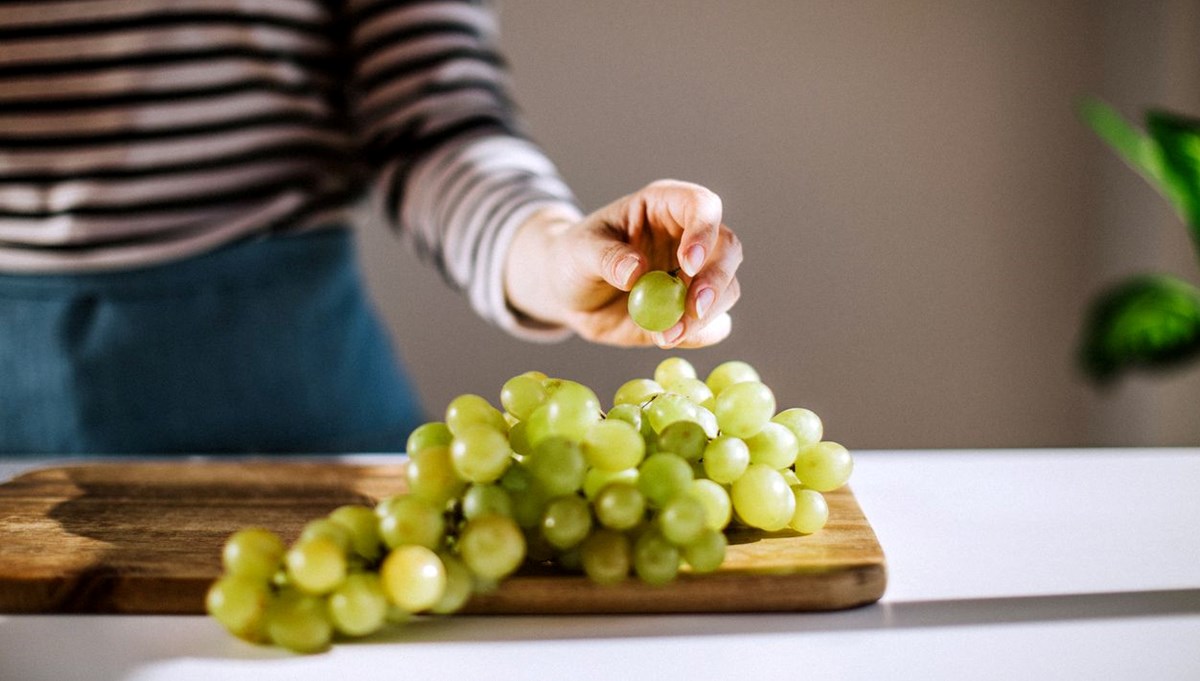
[343,0,581,339]
[0,0,362,270]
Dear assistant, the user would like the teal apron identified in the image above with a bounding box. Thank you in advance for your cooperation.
[0,228,423,454]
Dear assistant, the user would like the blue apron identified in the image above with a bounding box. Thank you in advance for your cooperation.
[0,228,423,454]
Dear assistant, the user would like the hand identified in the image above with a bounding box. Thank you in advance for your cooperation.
[504,179,743,348]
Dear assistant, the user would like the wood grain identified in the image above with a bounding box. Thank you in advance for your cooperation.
[0,461,886,614]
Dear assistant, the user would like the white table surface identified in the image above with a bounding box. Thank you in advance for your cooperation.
[1,448,1197,681]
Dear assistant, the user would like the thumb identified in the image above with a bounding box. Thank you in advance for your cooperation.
[582,228,647,291]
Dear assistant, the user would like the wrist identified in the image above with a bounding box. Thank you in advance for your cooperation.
[503,205,579,327]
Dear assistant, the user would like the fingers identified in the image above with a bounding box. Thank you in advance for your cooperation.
[602,179,722,275]
[675,312,733,348]
[587,228,646,291]
[649,223,741,349]
[653,276,739,349]
[685,224,742,321]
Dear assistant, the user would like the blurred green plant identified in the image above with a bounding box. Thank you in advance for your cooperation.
[1078,101,1200,383]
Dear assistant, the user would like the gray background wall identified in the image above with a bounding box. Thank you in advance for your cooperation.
[357,0,1200,450]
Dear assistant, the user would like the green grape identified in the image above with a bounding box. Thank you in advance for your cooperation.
[702,435,750,483]
[458,514,526,581]
[653,356,698,385]
[526,436,588,496]
[745,421,800,469]
[500,462,534,494]
[705,360,761,397]
[694,405,719,438]
[406,421,452,457]
[790,487,830,534]
[328,505,383,561]
[511,488,548,530]
[221,527,284,582]
[298,518,352,554]
[637,452,694,508]
[628,270,687,332]
[540,495,593,550]
[772,407,824,446]
[378,495,445,550]
[328,573,388,637]
[683,528,727,573]
[661,377,715,410]
[632,528,680,586]
[508,419,533,456]
[540,380,603,442]
[686,478,732,531]
[380,545,446,613]
[582,419,645,471]
[612,378,664,408]
[579,528,631,584]
[593,481,646,530]
[285,536,347,595]
[583,466,639,500]
[643,393,699,433]
[522,404,554,449]
[265,589,333,654]
[502,466,548,529]
[462,483,514,520]
[449,424,513,483]
[657,494,707,546]
[540,376,566,395]
[730,463,795,531]
[206,574,271,641]
[445,394,507,435]
[430,553,474,615]
[656,420,708,462]
[406,445,467,508]
[604,403,644,431]
[713,381,776,438]
[522,370,549,382]
[794,441,854,492]
[500,374,548,420]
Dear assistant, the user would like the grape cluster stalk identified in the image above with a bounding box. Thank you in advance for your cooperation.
[207,358,853,652]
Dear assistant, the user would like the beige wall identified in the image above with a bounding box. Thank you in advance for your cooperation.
[357,1,1200,449]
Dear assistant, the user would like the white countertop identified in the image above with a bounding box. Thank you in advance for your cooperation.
[2,449,1198,681]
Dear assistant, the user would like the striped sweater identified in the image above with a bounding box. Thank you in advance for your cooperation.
[0,0,581,336]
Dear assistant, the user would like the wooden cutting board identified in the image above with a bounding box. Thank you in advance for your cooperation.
[0,461,886,614]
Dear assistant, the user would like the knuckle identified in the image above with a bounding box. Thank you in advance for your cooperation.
[720,227,743,264]
[724,277,742,305]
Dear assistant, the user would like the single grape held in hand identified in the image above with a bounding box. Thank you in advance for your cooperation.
[627,270,687,332]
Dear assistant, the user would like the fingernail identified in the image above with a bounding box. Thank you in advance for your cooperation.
[695,287,715,318]
[660,322,684,346]
[616,255,640,288]
[684,245,705,276]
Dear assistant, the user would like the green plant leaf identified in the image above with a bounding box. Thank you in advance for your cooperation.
[1080,100,1189,212]
[1080,274,1200,383]
[1147,109,1200,239]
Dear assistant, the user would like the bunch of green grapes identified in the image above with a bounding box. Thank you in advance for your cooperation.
[207,357,852,652]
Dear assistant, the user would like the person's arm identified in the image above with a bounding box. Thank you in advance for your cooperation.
[345,1,742,348]
[343,0,581,340]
